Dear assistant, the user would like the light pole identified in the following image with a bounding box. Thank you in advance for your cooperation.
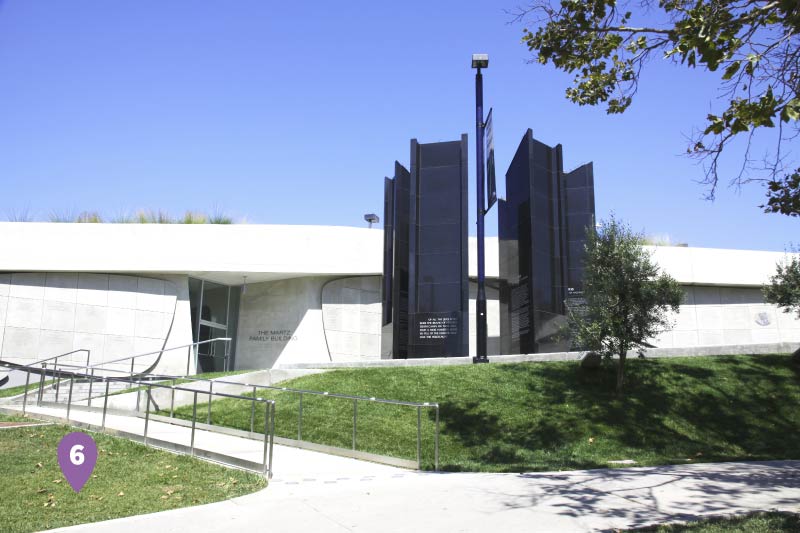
[472,53,489,364]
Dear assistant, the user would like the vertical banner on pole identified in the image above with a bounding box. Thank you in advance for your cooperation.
[485,108,497,213]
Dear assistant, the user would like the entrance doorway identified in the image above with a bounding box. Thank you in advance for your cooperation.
[189,278,241,373]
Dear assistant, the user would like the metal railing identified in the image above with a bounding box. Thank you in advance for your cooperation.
[10,349,440,471]
[28,338,232,399]
[21,368,275,477]
[123,373,440,470]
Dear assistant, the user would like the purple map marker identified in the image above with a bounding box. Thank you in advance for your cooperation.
[57,432,98,493]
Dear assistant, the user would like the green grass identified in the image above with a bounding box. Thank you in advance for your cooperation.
[0,379,54,399]
[0,422,266,533]
[165,354,800,472]
[631,511,800,532]
[0,412,38,423]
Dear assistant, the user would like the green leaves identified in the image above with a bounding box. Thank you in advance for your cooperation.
[764,250,800,318]
[517,0,800,213]
[571,216,683,392]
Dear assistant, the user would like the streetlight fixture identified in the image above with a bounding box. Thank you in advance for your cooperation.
[364,213,379,229]
[472,53,490,364]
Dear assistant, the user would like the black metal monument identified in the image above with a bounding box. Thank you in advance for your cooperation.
[381,136,469,359]
[498,129,596,355]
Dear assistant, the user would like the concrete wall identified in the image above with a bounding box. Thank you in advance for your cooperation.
[321,276,382,362]
[235,276,331,369]
[649,285,800,348]
[0,272,193,376]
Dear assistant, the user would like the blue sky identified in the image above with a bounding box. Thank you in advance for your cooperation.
[0,0,797,251]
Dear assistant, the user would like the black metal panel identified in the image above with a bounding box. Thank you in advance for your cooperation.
[391,162,411,359]
[382,136,469,359]
[382,177,395,326]
[499,129,595,354]
[405,136,469,358]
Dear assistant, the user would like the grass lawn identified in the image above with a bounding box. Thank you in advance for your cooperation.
[165,354,800,472]
[0,379,54,399]
[631,511,800,532]
[0,421,266,533]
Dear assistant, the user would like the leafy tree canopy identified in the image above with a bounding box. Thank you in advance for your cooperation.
[572,216,683,392]
[515,0,800,215]
[764,249,800,317]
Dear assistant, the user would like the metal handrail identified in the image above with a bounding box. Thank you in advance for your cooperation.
[90,337,231,369]
[28,348,90,366]
[14,348,440,471]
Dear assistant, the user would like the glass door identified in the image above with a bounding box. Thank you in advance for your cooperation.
[189,278,240,374]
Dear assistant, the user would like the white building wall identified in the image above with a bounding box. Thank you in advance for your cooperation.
[235,276,331,369]
[0,272,192,376]
[321,277,382,363]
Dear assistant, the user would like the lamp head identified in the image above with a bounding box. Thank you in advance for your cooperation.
[471,53,489,69]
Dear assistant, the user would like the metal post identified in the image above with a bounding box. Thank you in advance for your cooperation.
[144,386,151,446]
[66,378,74,421]
[186,345,191,376]
[416,406,422,470]
[474,63,489,364]
[86,350,91,373]
[102,380,110,429]
[190,391,198,455]
[435,404,440,472]
[207,381,213,425]
[298,392,303,440]
[87,369,94,408]
[352,399,358,450]
[250,385,256,433]
[22,371,30,415]
[38,364,45,406]
[129,359,134,388]
[136,385,141,412]
[55,367,60,403]
[268,402,275,479]
[170,383,176,418]
[262,399,269,476]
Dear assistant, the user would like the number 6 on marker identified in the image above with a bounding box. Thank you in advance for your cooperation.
[70,444,85,466]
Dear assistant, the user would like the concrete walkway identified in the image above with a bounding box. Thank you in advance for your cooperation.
[44,460,800,532]
[7,404,403,482]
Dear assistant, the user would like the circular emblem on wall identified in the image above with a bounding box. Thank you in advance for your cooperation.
[755,312,771,327]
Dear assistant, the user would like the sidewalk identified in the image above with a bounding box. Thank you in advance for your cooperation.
[45,460,800,532]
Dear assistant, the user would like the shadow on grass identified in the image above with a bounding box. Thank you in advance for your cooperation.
[434,354,800,472]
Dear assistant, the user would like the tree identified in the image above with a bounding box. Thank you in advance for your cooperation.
[764,249,800,318]
[572,216,683,393]
[513,0,800,215]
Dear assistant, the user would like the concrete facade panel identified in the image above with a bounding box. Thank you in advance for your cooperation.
[75,305,107,334]
[73,332,105,363]
[0,273,9,297]
[0,273,181,372]
[134,310,168,339]
[696,307,723,330]
[44,273,78,303]
[3,327,40,358]
[39,330,74,360]
[105,307,135,337]
[41,300,76,332]
[6,297,43,329]
[77,274,109,305]
[10,273,45,299]
[108,275,138,309]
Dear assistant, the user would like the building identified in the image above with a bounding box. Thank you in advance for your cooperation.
[0,222,797,376]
